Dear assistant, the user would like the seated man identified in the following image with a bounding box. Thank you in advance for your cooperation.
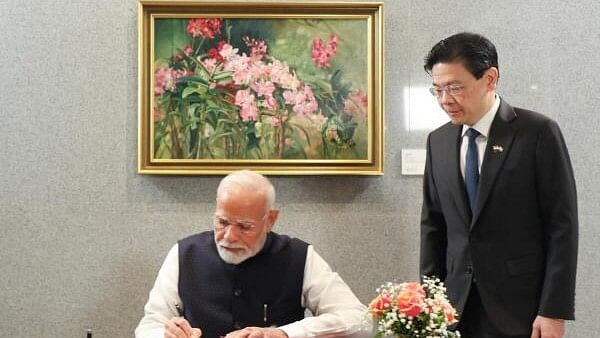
[135,170,368,338]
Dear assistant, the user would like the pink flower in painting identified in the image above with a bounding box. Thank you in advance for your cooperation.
[186,18,222,39]
[270,60,300,90]
[248,60,270,81]
[206,41,227,62]
[175,44,194,61]
[283,85,318,117]
[234,89,258,121]
[243,36,268,61]
[155,67,192,95]
[183,44,194,56]
[224,53,252,85]
[311,34,339,68]
[154,67,172,95]
[202,58,218,73]
[218,42,239,61]
[344,89,368,118]
[264,95,278,110]
[251,80,276,98]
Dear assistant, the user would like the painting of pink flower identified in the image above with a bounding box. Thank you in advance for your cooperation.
[251,80,276,98]
[234,89,258,121]
[186,18,222,39]
[243,36,268,61]
[270,60,300,90]
[344,89,369,118]
[311,33,338,68]
[150,15,374,163]
[154,67,189,96]
[283,85,318,117]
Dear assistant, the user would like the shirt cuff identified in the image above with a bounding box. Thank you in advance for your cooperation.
[279,321,306,338]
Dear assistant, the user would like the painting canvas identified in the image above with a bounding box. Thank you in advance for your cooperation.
[138,1,383,174]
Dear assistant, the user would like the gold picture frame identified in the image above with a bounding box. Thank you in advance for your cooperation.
[138,1,384,175]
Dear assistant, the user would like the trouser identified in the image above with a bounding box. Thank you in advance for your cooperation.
[456,284,530,338]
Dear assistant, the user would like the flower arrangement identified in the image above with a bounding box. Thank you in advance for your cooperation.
[368,276,460,338]
[152,18,368,160]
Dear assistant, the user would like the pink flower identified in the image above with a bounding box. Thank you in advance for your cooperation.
[243,36,268,60]
[154,67,189,96]
[283,85,318,117]
[183,44,194,56]
[251,80,278,111]
[201,58,218,73]
[270,60,299,90]
[344,89,369,118]
[224,54,252,85]
[251,80,276,98]
[186,18,222,39]
[429,298,458,324]
[368,293,392,319]
[207,41,226,62]
[234,89,258,121]
[264,95,278,110]
[311,34,339,68]
[396,282,426,318]
[218,42,238,61]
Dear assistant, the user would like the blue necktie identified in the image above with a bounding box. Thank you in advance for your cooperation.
[465,128,480,211]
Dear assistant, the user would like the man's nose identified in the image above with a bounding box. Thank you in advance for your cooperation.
[223,224,240,241]
[438,90,454,104]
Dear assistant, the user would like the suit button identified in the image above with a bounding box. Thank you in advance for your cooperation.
[234,288,242,297]
[466,265,473,274]
[233,322,242,329]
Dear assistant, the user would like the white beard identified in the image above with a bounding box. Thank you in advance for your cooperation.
[215,234,267,265]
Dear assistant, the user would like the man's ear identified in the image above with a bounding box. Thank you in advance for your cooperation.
[485,67,499,90]
[265,209,279,232]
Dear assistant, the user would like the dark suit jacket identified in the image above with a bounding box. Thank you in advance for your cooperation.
[420,99,578,335]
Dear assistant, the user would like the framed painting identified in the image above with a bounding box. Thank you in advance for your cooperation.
[138,1,384,175]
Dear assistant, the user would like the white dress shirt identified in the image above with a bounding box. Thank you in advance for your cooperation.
[135,243,369,338]
[460,95,501,178]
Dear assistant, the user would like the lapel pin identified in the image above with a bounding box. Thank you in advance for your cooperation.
[492,144,504,153]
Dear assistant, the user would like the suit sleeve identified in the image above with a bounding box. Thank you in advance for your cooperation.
[535,120,578,320]
[420,134,448,281]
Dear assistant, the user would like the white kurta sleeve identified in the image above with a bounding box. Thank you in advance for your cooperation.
[279,245,371,338]
[135,244,182,338]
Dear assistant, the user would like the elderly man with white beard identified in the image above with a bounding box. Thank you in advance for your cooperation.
[135,170,368,338]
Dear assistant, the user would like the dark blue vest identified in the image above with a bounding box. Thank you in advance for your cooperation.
[178,231,308,338]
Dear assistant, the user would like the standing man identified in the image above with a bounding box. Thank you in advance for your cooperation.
[419,32,578,338]
[135,170,368,338]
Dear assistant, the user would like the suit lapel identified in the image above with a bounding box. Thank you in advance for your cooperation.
[471,100,517,228]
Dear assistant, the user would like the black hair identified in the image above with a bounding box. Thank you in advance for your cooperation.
[424,32,498,79]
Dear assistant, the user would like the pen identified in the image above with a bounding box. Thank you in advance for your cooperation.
[263,303,268,324]
[175,303,184,317]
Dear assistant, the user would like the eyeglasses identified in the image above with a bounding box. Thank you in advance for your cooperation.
[213,214,268,234]
[429,85,466,98]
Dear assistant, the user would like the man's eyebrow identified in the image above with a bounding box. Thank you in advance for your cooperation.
[432,80,462,87]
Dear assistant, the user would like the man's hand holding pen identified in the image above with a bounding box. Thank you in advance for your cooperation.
[164,304,202,338]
